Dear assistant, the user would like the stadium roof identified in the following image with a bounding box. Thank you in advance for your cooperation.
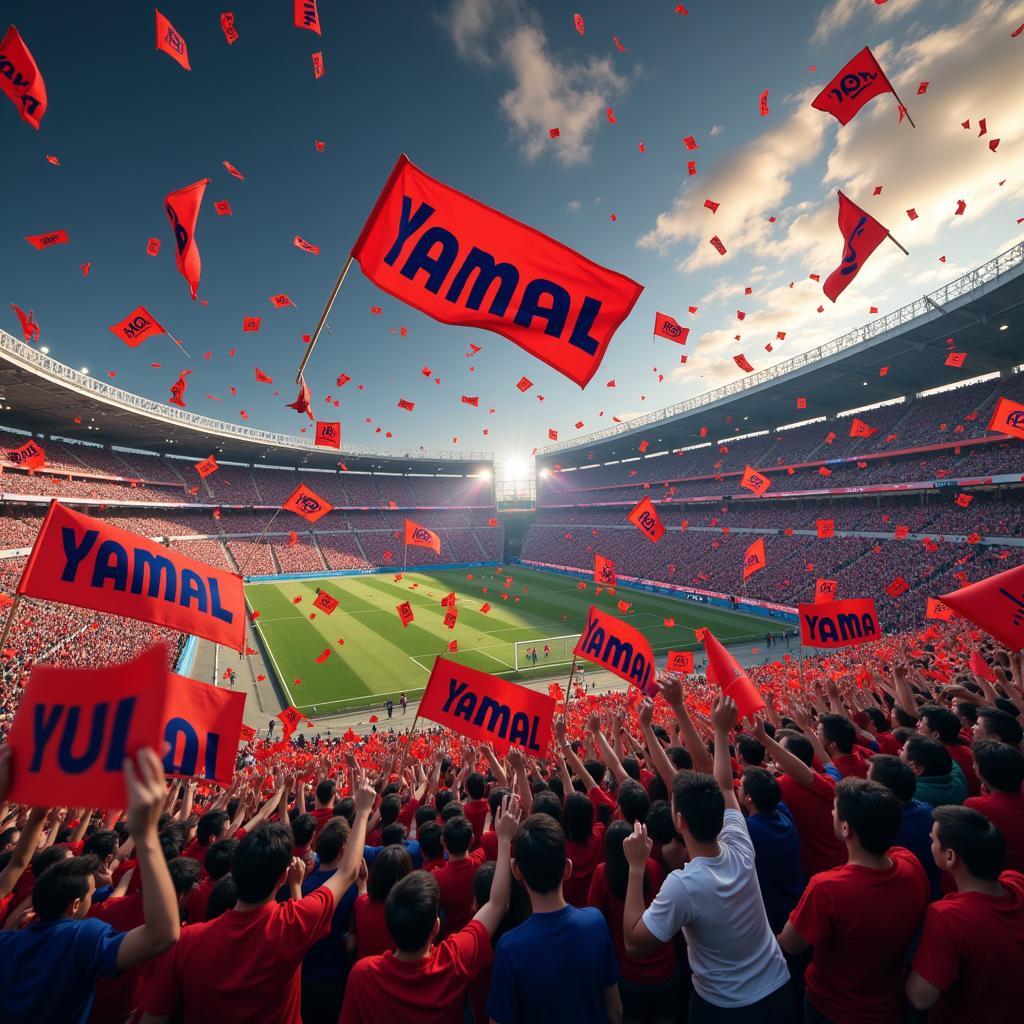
[0,331,492,475]
[538,241,1024,469]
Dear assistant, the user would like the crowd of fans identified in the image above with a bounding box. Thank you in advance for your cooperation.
[0,616,1020,1023]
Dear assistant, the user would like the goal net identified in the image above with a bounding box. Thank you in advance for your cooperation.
[513,634,583,671]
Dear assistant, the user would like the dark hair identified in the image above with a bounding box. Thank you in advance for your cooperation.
[666,746,693,771]
[736,734,766,767]
[197,810,230,846]
[920,705,963,744]
[159,822,188,862]
[441,816,474,856]
[232,823,294,903]
[741,768,780,813]
[440,801,464,822]
[562,792,594,845]
[434,789,454,814]
[977,708,1024,746]
[385,870,440,952]
[954,702,979,726]
[415,804,438,829]
[835,778,901,856]
[863,707,887,732]
[316,779,337,805]
[933,806,1006,880]
[207,874,238,919]
[367,845,413,902]
[777,729,814,767]
[869,754,916,803]
[31,845,73,878]
[616,780,650,825]
[513,814,566,894]
[334,796,355,824]
[379,794,401,827]
[893,706,918,729]
[904,736,952,777]
[168,856,202,897]
[473,861,530,941]
[672,771,724,843]
[82,830,119,861]
[381,822,408,847]
[819,714,856,755]
[645,800,681,845]
[292,813,317,848]
[0,827,19,852]
[584,760,606,787]
[418,821,443,860]
[315,818,350,864]
[973,740,1024,793]
[32,855,100,921]
[622,756,641,782]
[488,787,511,818]
[204,838,237,881]
[604,821,648,902]
[466,772,486,800]
[531,791,563,822]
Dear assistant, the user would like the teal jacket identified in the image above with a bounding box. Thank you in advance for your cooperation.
[914,761,968,808]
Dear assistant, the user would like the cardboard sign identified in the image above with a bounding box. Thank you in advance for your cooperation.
[573,605,657,695]
[799,598,881,649]
[163,674,246,785]
[666,650,694,674]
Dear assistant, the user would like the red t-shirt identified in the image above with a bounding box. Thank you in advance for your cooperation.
[423,856,447,873]
[831,752,869,779]
[776,772,846,877]
[311,806,333,835]
[434,849,486,937]
[911,870,1024,1024]
[479,829,497,862]
[587,860,675,985]
[875,731,902,756]
[352,893,394,959]
[790,846,930,1024]
[398,796,421,830]
[340,919,492,1024]
[564,822,607,908]
[964,791,1024,873]
[463,799,489,844]
[588,785,616,814]
[186,877,216,924]
[88,891,145,1024]
[945,743,980,796]
[141,886,335,1023]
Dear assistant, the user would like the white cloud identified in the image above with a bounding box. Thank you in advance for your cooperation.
[566,199,582,212]
[811,0,926,46]
[709,124,725,136]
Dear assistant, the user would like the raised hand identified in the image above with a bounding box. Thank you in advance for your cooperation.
[124,749,169,838]
[656,673,684,708]
[494,793,522,843]
[710,694,738,734]
[623,820,652,869]
[637,699,654,730]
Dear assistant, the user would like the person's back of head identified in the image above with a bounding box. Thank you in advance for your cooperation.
[488,787,511,820]
[32,855,100,921]
[621,756,641,782]
[819,713,856,755]
[604,820,644,902]
[904,736,952,777]
[835,778,902,855]
[315,778,337,807]
[315,817,350,866]
[440,800,464,822]
[473,860,530,940]
[562,792,594,845]
[645,800,682,846]
[531,791,563,823]
[385,870,440,953]
[672,770,725,843]
[368,845,413,902]
[893,706,918,730]
[666,746,693,771]
[82,829,119,864]
[334,795,355,824]
[741,767,781,814]
[204,838,237,881]
[583,759,606,788]
[920,705,962,744]
[207,874,237,920]
[972,739,1024,794]
[466,771,487,800]
[736,733,766,767]
[435,789,454,814]
[976,708,1024,746]
[776,729,814,768]
[931,806,1006,881]
[616,779,650,825]
[868,753,917,803]
[197,809,229,847]
[863,706,888,733]
[159,822,188,862]
[31,845,73,880]
[415,804,438,830]
[418,821,444,861]
[379,793,402,827]
[512,814,567,895]
[381,822,408,847]
[441,815,474,857]
[232,823,294,904]
[168,857,202,899]
[292,813,317,849]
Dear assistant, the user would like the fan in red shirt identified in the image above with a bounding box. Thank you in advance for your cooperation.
[462,771,490,845]
[340,795,522,1024]
[185,840,237,924]
[818,714,870,779]
[140,773,375,1024]
[561,792,607,907]
[432,816,487,937]
[351,846,413,959]
[964,741,1024,873]
[779,778,931,1024]
[310,778,337,835]
[907,806,1024,1022]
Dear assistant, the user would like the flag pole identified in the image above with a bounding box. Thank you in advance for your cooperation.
[0,594,23,659]
[295,254,355,383]
[563,654,579,713]
[237,508,284,575]
[892,94,916,128]
[164,328,191,359]
[886,233,910,257]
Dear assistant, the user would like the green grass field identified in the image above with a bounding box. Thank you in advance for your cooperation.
[246,567,772,716]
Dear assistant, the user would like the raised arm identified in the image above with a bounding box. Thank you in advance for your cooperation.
[320,766,375,904]
[588,713,629,785]
[473,794,521,936]
[637,699,678,792]
[0,804,48,901]
[479,744,509,790]
[747,717,814,787]
[656,674,713,774]
[710,696,740,811]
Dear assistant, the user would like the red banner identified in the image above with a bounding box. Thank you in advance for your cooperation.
[849,416,879,438]
[627,496,665,543]
[397,600,415,627]
[814,578,838,603]
[350,155,643,388]
[168,369,190,408]
[988,397,1024,441]
[823,192,890,303]
[666,650,694,674]
[164,674,245,784]
[5,645,171,807]
[17,502,245,650]
[287,375,314,419]
[798,598,881,649]
[195,455,218,478]
[419,656,555,755]
[925,597,953,621]
[443,608,458,630]
[0,25,47,129]
[594,554,617,587]
[941,562,1024,651]
[165,179,208,299]
[283,483,333,523]
[155,9,191,69]
[743,538,766,581]
[812,47,894,125]
[740,465,771,496]
[24,230,68,250]
[315,421,341,448]
[295,0,321,34]
[7,439,45,470]
[109,305,166,347]
[653,312,688,344]
[573,605,657,695]
[703,630,765,719]
[11,304,40,342]
[313,590,338,615]
[405,518,441,554]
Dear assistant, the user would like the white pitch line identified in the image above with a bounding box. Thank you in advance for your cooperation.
[477,648,514,669]
[408,656,432,673]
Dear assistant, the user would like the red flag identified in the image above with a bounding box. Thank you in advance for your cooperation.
[441,592,457,607]
[270,294,294,308]
[283,483,333,523]
[703,630,765,719]
[164,674,246,784]
[988,397,1024,440]
[287,375,314,419]
[886,577,910,598]
[823,193,890,303]
[849,416,879,438]
[666,650,694,674]
[194,455,218,478]
[653,312,689,344]
[969,649,997,683]
[24,230,68,250]
[397,601,415,627]
[10,304,40,342]
[147,237,161,256]
[799,598,880,648]
[627,496,665,543]
[941,562,1024,651]
[574,605,657,696]
[243,317,262,332]
[239,723,256,743]
[733,353,754,372]
[293,235,320,254]
[743,538,766,581]
[18,503,245,649]
[812,47,895,125]
[814,578,838,603]
[168,370,190,407]
[925,597,953,621]
[108,305,166,347]
[220,12,238,44]
[816,519,835,539]
[0,25,47,129]
[165,179,208,299]
[254,368,273,384]
[349,155,643,388]
[155,9,191,70]
[313,590,338,615]
[277,706,305,739]
[740,465,771,496]
[7,439,45,470]
[419,656,555,755]
[311,52,324,78]
[405,519,441,555]
[447,639,458,653]
[315,421,341,448]
[594,554,617,587]
[295,0,321,34]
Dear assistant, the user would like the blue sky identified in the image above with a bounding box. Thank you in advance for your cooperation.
[2,0,1023,473]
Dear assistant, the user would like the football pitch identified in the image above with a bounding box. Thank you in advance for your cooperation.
[246,567,772,716]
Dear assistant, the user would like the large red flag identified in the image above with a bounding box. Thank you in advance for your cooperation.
[941,562,1024,651]
[988,397,1024,441]
[405,519,441,554]
[653,312,689,344]
[313,589,338,614]
[0,25,47,128]
[314,421,341,448]
[10,304,39,342]
[155,9,191,70]
[666,650,694,674]
[740,465,771,496]
[814,578,838,603]
[109,305,166,347]
[703,630,765,719]
[627,496,665,543]
[283,483,333,523]
[848,415,879,438]
[573,605,657,695]
[287,375,313,419]
[18,503,245,649]
[194,455,218,478]
[294,0,321,33]
[812,47,895,125]
[168,369,190,407]
[164,674,246,784]
[594,554,617,587]
[165,179,208,299]
[743,538,766,581]
[798,598,880,649]
[7,439,45,470]
[350,155,643,388]
[823,193,890,303]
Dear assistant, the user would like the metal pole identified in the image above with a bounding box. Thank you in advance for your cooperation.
[295,255,355,382]
[886,233,910,257]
